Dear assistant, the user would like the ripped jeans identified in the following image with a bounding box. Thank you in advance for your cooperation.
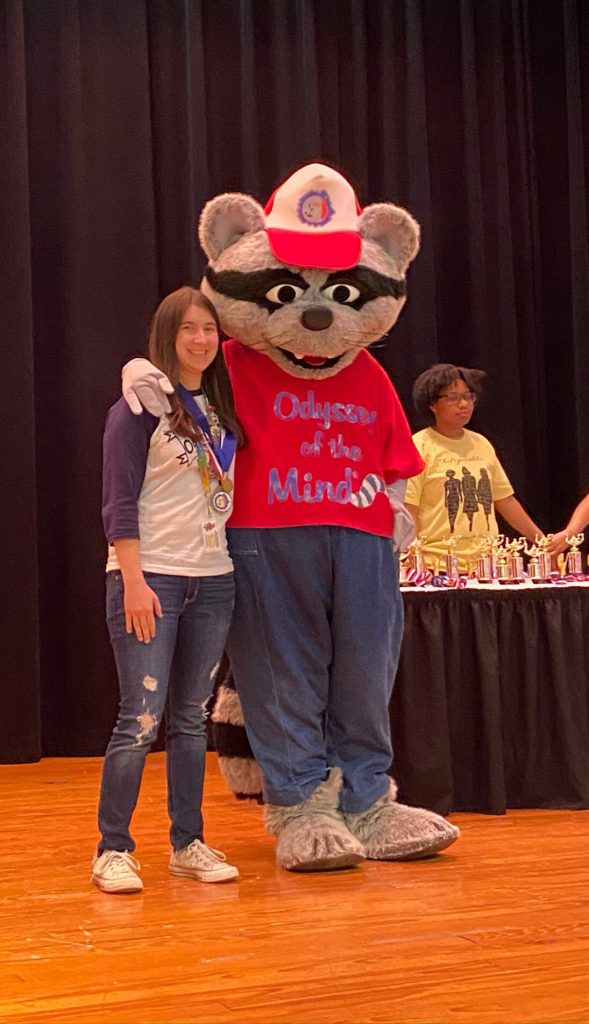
[98,570,234,855]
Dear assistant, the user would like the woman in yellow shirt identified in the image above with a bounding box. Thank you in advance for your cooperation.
[405,364,543,571]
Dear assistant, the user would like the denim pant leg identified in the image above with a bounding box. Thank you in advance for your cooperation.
[327,529,403,813]
[226,526,334,806]
[165,572,235,851]
[98,572,181,854]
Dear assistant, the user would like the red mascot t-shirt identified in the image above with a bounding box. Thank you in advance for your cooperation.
[224,340,424,537]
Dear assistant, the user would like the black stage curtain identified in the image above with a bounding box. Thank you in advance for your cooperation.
[2,0,589,763]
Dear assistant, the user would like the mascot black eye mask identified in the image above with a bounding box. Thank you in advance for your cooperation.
[202,265,407,371]
[123,162,460,871]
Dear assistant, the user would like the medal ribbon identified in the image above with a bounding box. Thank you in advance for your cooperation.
[176,384,237,476]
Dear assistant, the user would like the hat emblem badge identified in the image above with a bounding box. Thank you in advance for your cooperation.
[296,189,335,227]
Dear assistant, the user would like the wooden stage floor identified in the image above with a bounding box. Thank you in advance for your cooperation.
[1,754,588,1024]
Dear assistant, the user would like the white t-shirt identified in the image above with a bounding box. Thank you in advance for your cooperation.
[103,397,234,577]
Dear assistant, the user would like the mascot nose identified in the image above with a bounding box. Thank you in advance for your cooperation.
[301,306,333,331]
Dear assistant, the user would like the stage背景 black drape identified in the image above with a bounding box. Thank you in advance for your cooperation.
[2,0,589,763]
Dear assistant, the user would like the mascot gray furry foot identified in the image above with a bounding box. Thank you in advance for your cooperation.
[123,162,460,872]
[344,780,459,860]
[264,770,458,870]
[266,769,365,872]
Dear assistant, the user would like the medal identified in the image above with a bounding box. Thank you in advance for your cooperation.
[212,489,233,513]
[176,385,237,516]
[176,384,236,473]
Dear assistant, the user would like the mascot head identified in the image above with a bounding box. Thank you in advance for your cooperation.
[199,163,419,380]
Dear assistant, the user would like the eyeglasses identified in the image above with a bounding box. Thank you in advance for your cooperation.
[437,391,477,405]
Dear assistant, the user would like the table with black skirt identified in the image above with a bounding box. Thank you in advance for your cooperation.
[391,583,589,814]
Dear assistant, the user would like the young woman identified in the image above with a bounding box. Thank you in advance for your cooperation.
[94,287,245,894]
[405,364,543,571]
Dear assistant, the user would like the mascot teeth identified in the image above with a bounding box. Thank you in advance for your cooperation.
[299,355,327,366]
[282,350,342,370]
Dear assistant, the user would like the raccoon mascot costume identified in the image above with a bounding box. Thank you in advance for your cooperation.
[123,164,459,871]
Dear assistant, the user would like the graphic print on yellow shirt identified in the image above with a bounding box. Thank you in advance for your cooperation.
[405,427,514,570]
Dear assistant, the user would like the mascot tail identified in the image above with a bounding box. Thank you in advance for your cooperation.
[209,657,264,802]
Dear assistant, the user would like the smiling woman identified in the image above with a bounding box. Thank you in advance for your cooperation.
[94,286,245,894]
[405,363,544,571]
[147,288,245,448]
[174,304,219,388]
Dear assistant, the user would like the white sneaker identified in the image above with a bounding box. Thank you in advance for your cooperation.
[92,850,143,893]
[169,840,239,883]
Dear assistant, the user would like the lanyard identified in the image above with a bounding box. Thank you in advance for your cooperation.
[176,384,236,474]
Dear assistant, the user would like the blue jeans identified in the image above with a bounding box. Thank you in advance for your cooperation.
[98,570,235,854]
[226,526,403,813]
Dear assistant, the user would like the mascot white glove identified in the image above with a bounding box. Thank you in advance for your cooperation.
[122,358,174,417]
[386,480,416,552]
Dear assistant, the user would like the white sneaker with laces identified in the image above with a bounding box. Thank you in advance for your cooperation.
[169,839,239,882]
[92,850,143,893]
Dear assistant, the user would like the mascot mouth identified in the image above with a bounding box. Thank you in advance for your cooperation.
[280,350,344,370]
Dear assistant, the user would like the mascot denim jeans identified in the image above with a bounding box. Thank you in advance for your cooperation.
[98,570,235,854]
[226,526,402,813]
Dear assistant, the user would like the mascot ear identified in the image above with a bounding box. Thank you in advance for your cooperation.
[198,193,266,261]
[359,203,420,275]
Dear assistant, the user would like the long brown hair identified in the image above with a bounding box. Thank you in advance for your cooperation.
[148,286,245,447]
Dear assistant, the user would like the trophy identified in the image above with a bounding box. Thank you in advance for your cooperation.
[402,535,428,583]
[442,535,460,579]
[475,539,493,583]
[566,533,584,575]
[505,537,525,581]
[535,534,553,578]
[524,539,548,581]
[495,541,511,581]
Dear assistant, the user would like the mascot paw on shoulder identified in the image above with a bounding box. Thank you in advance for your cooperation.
[123,163,459,871]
